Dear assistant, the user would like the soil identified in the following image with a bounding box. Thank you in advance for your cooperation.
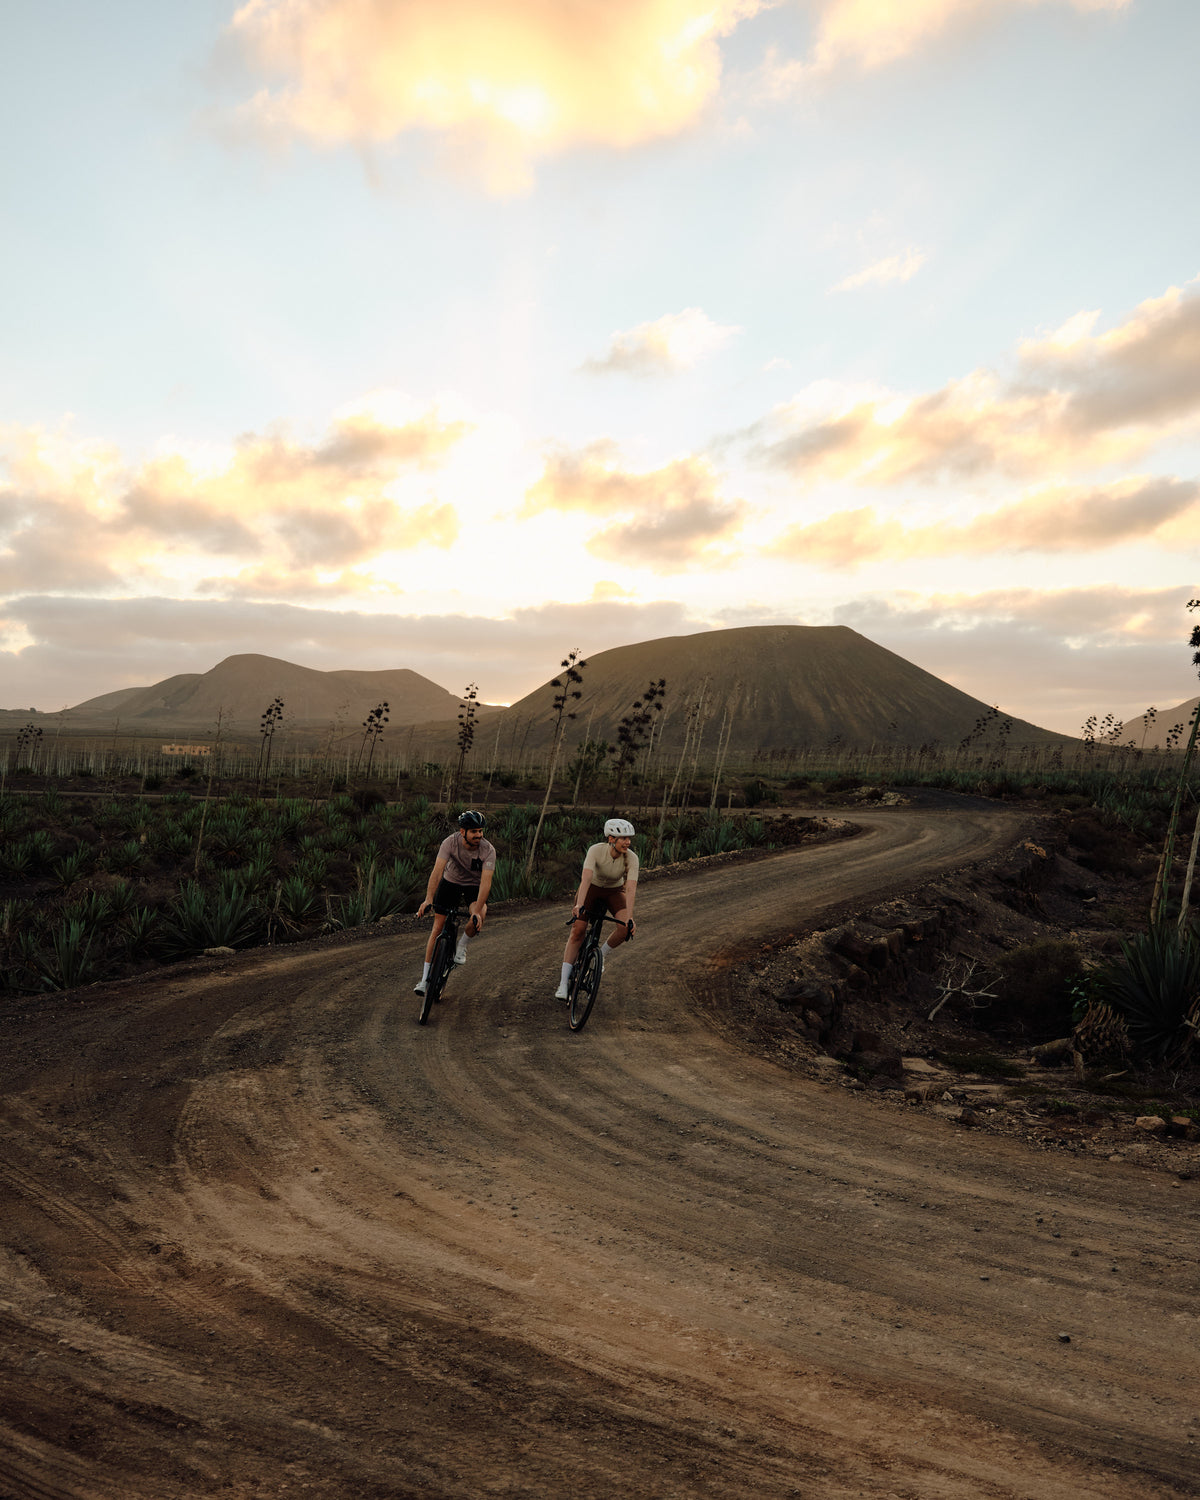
[2,800,1199,1499]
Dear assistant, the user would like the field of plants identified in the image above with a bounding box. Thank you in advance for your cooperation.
[0,782,795,996]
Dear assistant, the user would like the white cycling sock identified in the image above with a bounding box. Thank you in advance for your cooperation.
[422,961,431,981]
[560,962,573,985]
[457,932,470,956]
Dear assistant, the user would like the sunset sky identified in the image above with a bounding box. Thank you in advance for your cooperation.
[3,0,1199,732]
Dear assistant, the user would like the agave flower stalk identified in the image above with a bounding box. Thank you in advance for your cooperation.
[1149,601,1200,925]
[526,651,586,881]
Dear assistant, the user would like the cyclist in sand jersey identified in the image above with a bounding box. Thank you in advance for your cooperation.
[555,817,638,1001]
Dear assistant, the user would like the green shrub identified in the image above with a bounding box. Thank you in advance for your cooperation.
[993,939,1084,1037]
[742,778,775,808]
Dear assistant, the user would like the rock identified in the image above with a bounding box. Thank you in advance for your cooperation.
[774,980,835,1018]
[1135,1115,1167,1134]
[202,946,237,957]
[957,1107,981,1126]
[1166,1116,1192,1138]
[901,1058,944,1076]
[855,1050,903,1080]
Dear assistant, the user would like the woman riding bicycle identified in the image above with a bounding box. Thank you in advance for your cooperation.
[555,817,638,1000]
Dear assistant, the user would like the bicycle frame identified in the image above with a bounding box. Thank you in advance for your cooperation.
[418,901,478,1024]
[565,909,631,1032]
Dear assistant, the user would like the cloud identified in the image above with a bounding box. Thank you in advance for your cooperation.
[745,277,1200,486]
[523,442,749,570]
[580,308,741,375]
[768,475,1200,568]
[832,584,1199,734]
[831,250,927,293]
[0,404,470,597]
[764,0,1131,80]
[1017,282,1200,432]
[223,0,762,193]
[0,593,713,710]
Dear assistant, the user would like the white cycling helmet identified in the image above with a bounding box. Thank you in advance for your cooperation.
[604,818,635,838]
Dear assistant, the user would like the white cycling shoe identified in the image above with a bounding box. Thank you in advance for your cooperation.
[554,982,569,1001]
[413,978,428,995]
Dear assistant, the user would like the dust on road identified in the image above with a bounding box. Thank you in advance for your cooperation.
[2,807,1198,1498]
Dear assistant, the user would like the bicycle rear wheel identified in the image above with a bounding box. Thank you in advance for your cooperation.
[418,932,449,1024]
[568,944,603,1032]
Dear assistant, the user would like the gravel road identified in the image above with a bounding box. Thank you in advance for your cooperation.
[2,806,1198,1498]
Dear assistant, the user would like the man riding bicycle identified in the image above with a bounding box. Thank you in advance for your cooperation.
[555,817,638,1000]
[414,810,496,996]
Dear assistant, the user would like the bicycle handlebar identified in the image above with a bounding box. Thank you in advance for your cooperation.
[564,912,634,938]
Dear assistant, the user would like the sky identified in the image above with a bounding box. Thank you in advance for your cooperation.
[2,0,1199,733]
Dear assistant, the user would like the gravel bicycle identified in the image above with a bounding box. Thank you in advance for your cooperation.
[418,903,477,1025]
[565,910,632,1032]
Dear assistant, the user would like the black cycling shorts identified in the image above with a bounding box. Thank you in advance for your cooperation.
[581,887,627,919]
[433,877,479,915]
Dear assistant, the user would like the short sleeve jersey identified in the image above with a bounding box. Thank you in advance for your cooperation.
[437,833,497,886]
[583,841,639,889]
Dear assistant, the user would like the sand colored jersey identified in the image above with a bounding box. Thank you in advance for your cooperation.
[582,841,639,889]
[437,833,497,886]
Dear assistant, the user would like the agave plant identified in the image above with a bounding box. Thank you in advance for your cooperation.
[106,880,141,921]
[295,850,330,886]
[123,906,160,956]
[105,839,145,875]
[694,818,742,857]
[1096,924,1200,1065]
[1,838,35,880]
[157,879,263,957]
[24,829,58,874]
[276,873,320,927]
[33,918,101,991]
[488,858,556,902]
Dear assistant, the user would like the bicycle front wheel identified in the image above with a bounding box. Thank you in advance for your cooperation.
[568,945,603,1032]
[419,933,449,1024]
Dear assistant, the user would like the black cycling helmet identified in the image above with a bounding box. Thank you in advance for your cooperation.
[457,810,486,829]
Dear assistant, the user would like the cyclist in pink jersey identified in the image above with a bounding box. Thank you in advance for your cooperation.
[414,811,496,996]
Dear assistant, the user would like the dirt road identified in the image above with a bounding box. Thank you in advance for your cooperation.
[2,806,1198,1499]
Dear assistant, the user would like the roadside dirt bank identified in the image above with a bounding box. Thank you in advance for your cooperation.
[2,804,1198,1499]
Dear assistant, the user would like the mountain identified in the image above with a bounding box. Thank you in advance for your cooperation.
[43,627,1072,753]
[461,625,1069,756]
[1117,695,1200,750]
[60,654,473,734]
